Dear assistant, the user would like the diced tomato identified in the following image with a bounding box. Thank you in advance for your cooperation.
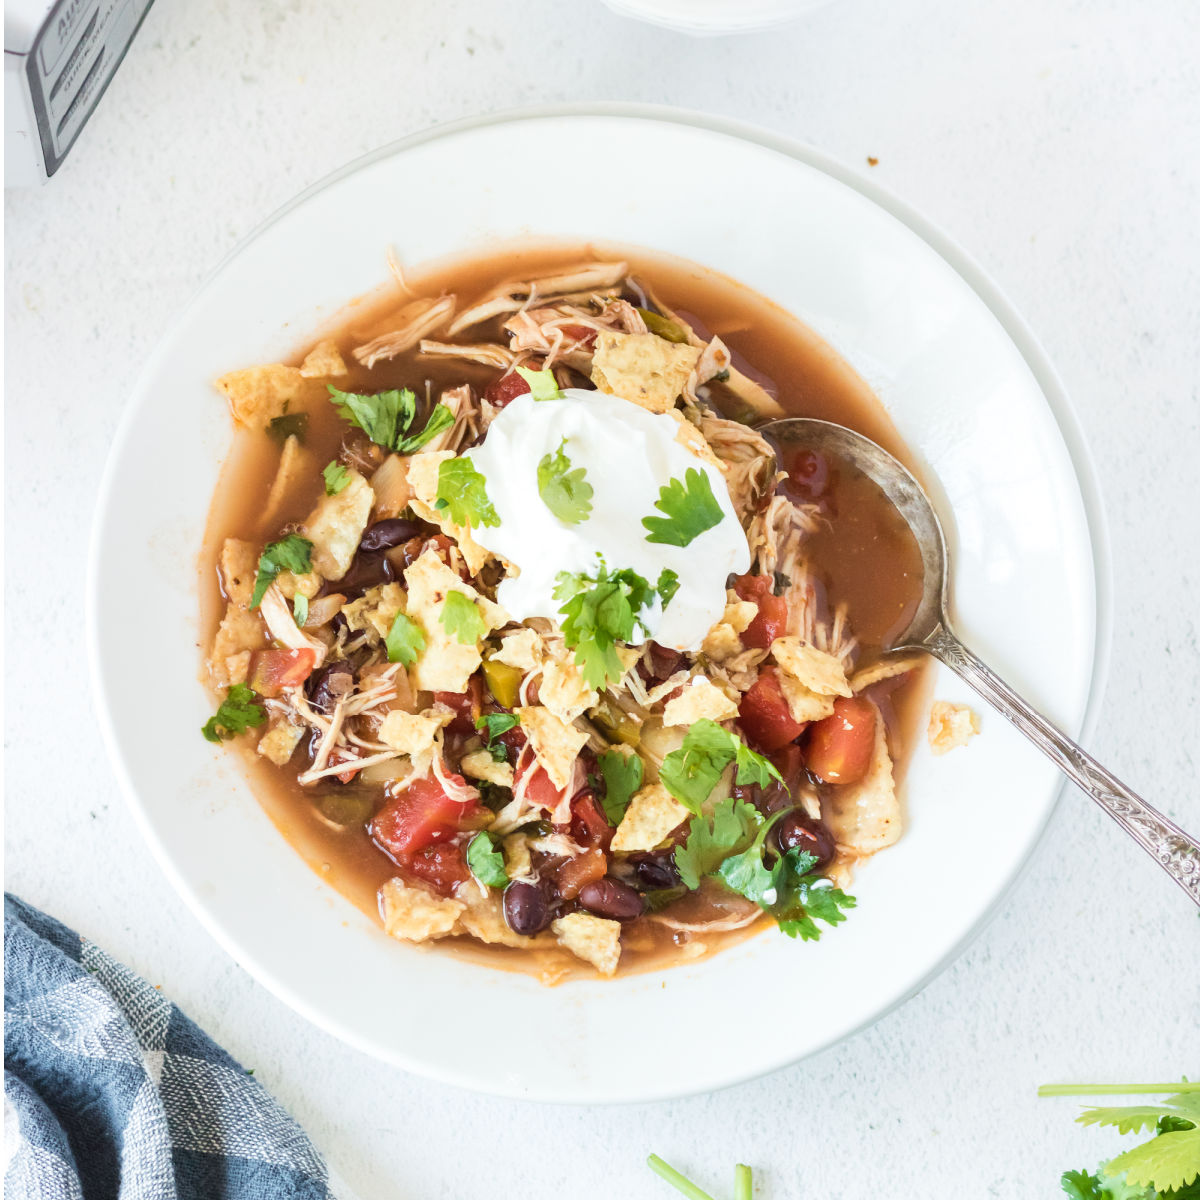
[568,790,613,851]
[738,668,807,752]
[434,673,483,735]
[732,574,789,651]
[327,746,362,785]
[552,848,608,899]
[560,323,597,347]
[371,775,491,864]
[484,370,532,409]
[248,648,316,698]
[805,696,876,785]
[519,761,566,813]
[406,843,471,896]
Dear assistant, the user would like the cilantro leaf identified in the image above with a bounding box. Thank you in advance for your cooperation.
[599,748,644,825]
[673,797,763,890]
[439,591,486,644]
[554,560,656,689]
[292,593,308,627]
[1105,1125,1200,1193]
[201,683,266,743]
[323,461,351,495]
[515,365,562,401]
[435,457,500,528]
[397,402,454,452]
[658,719,785,815]
[656,568,680,608]
[1060,1171,1110,1200]
[466,832,508,888]
[250,534,313,608]
[772,850,856,941]
[385,611,425,665]
[642,467,725,547]
[537,438,593,525]
[328,384,415,449]
[267,411,308,444]
[476,712,519,761]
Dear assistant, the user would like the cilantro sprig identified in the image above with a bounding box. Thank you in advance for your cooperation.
[642,467,725,547]
[599,748,644,825]
[201,683,266,743]
[537,438,593,525]
[656,568,680,608]
[647,1155,753,1200]
[1043,1082,1200,1197]
[466,832,509,888]
[385,611,425,665]
[322,461,351,495]
[658,719,784,815]
[435,457,499,529]
[554,560,657,690]
[250,534,313,608]
[476,712,519,762]
[439,591,486,644]
[327,384,453,453]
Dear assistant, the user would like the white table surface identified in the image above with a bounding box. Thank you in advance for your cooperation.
[6,1,1199,1195]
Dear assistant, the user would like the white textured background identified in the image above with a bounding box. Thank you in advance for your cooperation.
[5,0,1199,1196]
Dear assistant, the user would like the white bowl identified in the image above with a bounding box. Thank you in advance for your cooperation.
[88,105,1107,1103]
[601,0,835,36]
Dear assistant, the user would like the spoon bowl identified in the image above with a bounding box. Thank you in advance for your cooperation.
[762,416,1200,904]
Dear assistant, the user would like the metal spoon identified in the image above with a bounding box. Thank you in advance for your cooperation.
[762,417,1200,904]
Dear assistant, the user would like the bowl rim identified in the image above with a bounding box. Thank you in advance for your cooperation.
[86,102,1112,1102]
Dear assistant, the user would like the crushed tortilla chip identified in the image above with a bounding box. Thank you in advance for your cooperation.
[405,450,493,576]
[342,582,406,641]
[379,708,452,774]
[404,549,507,693]
[262,435,313,528]
[851,654,923,692]
[662,676,739,727]
[821,705,900,855]
[218,538,258,608]
[590,331,701,414]
[490,627,542,673]
[460,748,514,788]
[772,636,852,724]
[456,893,550,948]
[611,783,690,853]
[216,363,321,431]
[208,602,265,688]
[928,700,980,755]
[551,912,622,976]
[670,411,725,470]
[299,338,348,377]
[257,721,304,766]
[701,597,758,662]
[380,878,464,942]
[302,470,373,580]
[539,650,598,724]
[517,705,587,791]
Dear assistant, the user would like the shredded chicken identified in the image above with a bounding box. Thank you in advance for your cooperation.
[354,296,456,368]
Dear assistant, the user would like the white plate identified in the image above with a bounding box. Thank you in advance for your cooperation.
[88,106,1108,1103]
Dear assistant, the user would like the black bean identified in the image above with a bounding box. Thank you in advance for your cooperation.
[772,812,836,869]
[306,661,354,712]
[503,880,551,936]
[359,518,425,553]
[336,550,395,599]
[629,851,681,891]
[578,878,645,922]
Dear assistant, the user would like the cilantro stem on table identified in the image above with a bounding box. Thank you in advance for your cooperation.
[1040,1082,1200,1098]
[733,1164,753,1200]
[647,1156,717,1200]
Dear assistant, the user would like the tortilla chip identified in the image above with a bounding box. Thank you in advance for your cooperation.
[517,705,587,791]
[380,878,464,942]
[342,582,406,641]
[851,654,924,692]
[539,651,598,725]
[406,450,493,576]
[208,602,265,688]
[379,708,452,774]
[928,700,980,755]
[772,637,852,697]
[302,470,374,580]
[490,628,543,673]
[611,783,690,853]
[501,832,533,879]
[257,721,304,766]
[671,411,726,470]
[662,677,739,727]
[701,598,757,662]
[299,338,348,377]
[821,706,900,855]
[551,912,622,976]
[460,748,515,788]
[218,538,258,608]
[590,331,700,414]
[216,363,321,431]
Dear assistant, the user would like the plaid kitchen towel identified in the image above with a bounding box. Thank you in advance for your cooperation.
[3,894,343,1200]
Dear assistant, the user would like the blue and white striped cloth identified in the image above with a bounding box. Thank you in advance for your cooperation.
[4,894,342,1200]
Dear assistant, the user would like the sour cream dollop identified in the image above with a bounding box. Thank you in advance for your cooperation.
[467,388,750,651]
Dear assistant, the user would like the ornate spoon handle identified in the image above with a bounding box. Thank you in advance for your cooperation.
[924,624,1200,904]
